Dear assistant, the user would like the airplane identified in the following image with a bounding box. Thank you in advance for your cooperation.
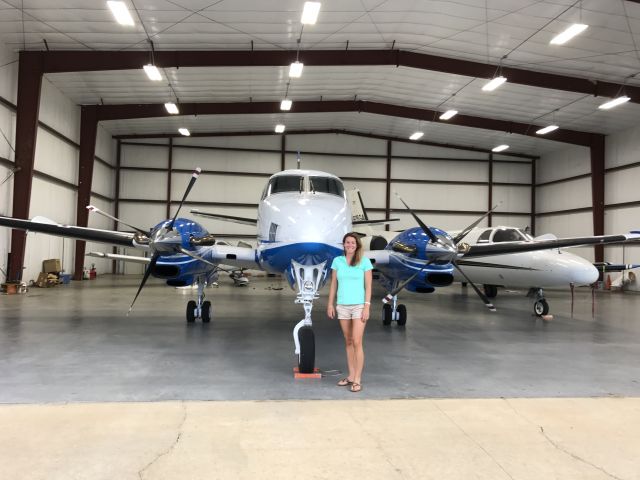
[2,167,640,374]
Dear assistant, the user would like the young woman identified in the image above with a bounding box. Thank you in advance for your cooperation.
[327,232,373,393]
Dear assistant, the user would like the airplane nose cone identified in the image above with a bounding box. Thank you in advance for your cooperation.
[576,263,599,285]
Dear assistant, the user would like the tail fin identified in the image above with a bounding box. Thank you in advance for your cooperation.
[347,188,368,223]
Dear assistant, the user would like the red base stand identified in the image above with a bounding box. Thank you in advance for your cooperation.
[293,367,322,379]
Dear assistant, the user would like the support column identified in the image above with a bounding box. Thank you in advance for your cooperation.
[531,158,536,236]
[280,135,286,171]
[7,52,43,281]
[112,139,122,274]
[488,153,493,227]
[590,135,605,263]
[385,140,392,231]
[73,106,99,280]
[167,137,173,219]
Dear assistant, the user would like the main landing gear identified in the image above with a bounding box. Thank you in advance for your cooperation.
[382,294,407,326]
[291,260,326,374]
[528,287,550,317]
[186,276,212,323]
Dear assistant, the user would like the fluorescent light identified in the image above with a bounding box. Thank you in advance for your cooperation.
[289,61,304,78]
[164,102,179,114]
[143,64,162,81]
[492,144,509,152]
[409,131,424,140]
[439,109,458,120]
[301,2,321,24]
[536,125,559,135]
[178,128,190,136]
[598,96,630,110]
[550,23,588,45]
[482,76,507,92]
[280,99,292,111]
[107,1,134,26]
[275,124,286,133]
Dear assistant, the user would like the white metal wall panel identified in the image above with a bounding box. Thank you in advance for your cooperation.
[392,141,488,160]
[119,202,166,232]
[536,178,592,214]
[492,185,531,213]
[342,180,386,210]
[491,215,531,230]
[179,204,257,236]
[0,105,14,160]
[605,168,640,206]
[493,162,531,184]
[604,206,640,265]
[389,182,486,212]
[95,126,115,167]
[123,139,169,146]
[536,212,594,262]
[391,158,488,182]
[120,170,167,201]
[536,145,590,184]
[0,43,17,103]
[39,78,80,142]
[287,134,386,156]
[285,153,386,178]
[85,196,115,274]
[174,135,280,150]
[0,164,12,282]
[91,160,115,199]
[605,125,640,169]
[392,211,486,232]
[171,171,264,204]
[121,144,169,169]
[172,147,278,174]
[34,128,78,185]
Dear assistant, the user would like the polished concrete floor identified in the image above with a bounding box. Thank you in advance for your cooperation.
[2,275,640,479]
[1,274,639,402]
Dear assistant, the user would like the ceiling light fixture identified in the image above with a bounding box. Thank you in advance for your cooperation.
[550,23,588,45]
[280,99,292,111]
[492,144,509,152]
[482,76,507,92]
[164,102,179,114]
[409,131,424,141]
[598,96,630,110]
[289,61,304,78]
[439,109,458,120]
[143,64,162,81]
[275,124,286,133]
[178,128,190,136]
[536,125,559,135]
[107,1,135,26]
[301,2,321,24]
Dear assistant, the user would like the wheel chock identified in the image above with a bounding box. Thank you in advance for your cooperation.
[293,367,322,379]
[541,314,553,322]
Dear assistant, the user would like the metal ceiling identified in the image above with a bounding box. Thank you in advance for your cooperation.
[3,0,640,155]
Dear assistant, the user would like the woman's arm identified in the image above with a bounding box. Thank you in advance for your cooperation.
[361,269,373,322]
[327,269,337,319]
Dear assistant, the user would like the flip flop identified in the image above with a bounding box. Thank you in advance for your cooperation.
[350,382,362,393]
[337,378,353,387]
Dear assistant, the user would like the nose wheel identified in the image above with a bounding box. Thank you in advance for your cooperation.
[534,298,549,316]
[382,296,407,326]
[186,277,211,323]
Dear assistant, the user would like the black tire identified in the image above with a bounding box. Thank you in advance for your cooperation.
[297,326,315,374]
[201,301,211,323]
[186,300,197,323]
[483,284,498,298]
[534,299,549,316]
[382,304,392,326]
[397,304,407,326]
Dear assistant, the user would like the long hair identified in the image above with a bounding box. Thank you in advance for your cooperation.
[342,232,363,266]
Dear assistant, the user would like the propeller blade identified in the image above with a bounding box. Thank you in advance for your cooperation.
[127,254,159,315]
[168,167,201,230]
[87,205,147,234]
[178,247,219,268]
[394,193,438,243]
[452,202,503,245]
[382,261,433,303]
[452,262,496,312]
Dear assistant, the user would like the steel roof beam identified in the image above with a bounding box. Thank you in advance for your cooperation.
[28,49,640,104]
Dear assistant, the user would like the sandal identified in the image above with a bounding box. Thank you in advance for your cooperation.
[337,378,353,387]
[350,382,362,393]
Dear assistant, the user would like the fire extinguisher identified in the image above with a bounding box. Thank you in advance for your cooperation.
[90,264,97,280]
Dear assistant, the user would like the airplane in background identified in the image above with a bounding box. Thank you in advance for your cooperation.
[2,168,640,374]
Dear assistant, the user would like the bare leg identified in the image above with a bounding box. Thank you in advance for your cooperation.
[351,318,367,384]
[339,319,355,381]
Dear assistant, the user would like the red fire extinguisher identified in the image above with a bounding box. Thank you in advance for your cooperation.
[89,264,97,280]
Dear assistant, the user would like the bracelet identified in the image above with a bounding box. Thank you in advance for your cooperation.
[364,302,371,305]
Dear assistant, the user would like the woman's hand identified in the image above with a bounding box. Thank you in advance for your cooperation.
[327,304,335,319]
[361,304,370,322]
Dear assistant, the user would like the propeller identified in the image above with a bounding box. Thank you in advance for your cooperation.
[168,167,201,230]
[86,205,148,235]
[452,202,502,245]
[394,193,439,243]
[452,263,496,311]
[382,261,434,303]
[128,253,159,315]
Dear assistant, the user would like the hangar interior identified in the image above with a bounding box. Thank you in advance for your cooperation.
[1,1,640,478]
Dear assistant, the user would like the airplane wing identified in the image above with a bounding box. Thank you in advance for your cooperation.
[87,252,150,264]
[0,215,139,248]
[462,232,640,258]
[190,210,257,225]
[353,218,400,226]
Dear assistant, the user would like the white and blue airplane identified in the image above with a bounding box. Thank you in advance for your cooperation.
[2,167,639,373]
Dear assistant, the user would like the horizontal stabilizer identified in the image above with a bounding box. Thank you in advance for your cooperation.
[353,218,400,226]
[190,209,257,225]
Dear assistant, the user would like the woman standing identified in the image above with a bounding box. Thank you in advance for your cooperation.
[327,232,373,393]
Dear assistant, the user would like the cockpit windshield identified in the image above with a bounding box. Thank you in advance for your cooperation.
[309,176,345,197]
[267,175,303,196]
[492,228,527,243]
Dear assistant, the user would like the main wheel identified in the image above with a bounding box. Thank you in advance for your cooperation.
[201,301,211,323]
[186,300,197,323]
[397,304,407,326]
[483,284,498,298]
[297,326,315,374]
[534,299,549,316]
[382,304,392,326]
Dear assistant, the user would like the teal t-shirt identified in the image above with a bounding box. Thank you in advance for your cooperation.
[331,255,373,305]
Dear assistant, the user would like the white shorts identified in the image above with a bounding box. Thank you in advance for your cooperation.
[336,304,364,320]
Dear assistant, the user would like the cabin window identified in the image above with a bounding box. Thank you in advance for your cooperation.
[492,228,524,243]
[477,229,492,243]
[267,175,303,195]
[309,176,344,197]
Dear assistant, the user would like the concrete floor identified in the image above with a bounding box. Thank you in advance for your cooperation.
[2,275,640,479]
